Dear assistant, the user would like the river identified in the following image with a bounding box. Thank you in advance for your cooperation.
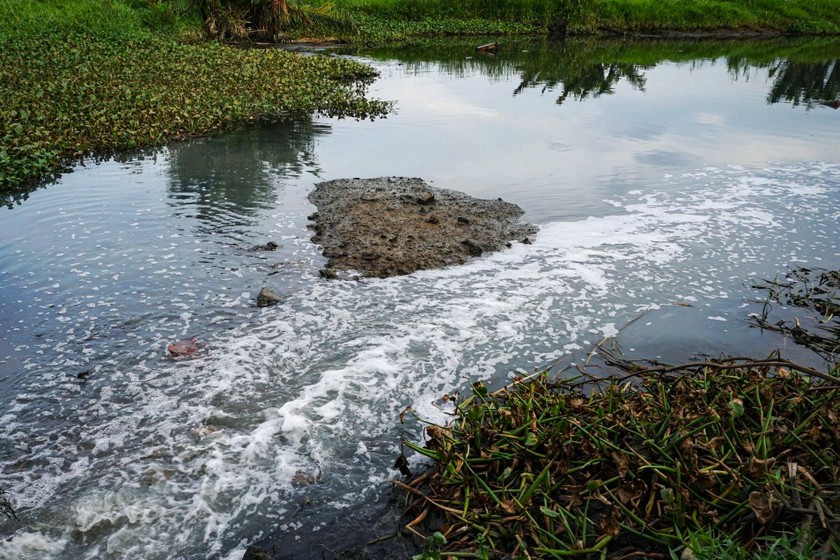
[1,37,839,559]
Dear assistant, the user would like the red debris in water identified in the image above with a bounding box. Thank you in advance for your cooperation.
[167,337,202,356]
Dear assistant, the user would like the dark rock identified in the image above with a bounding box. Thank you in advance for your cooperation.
[242,545,273,560]
[320,268,338,279]
[307,178,537,279]
[256,287,282,307]
[251,241,279,251]
[246,497,419,560]
[416,191,435,205]
[461,239,483,257]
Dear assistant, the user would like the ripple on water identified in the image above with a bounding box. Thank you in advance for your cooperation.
[0,162,839,559]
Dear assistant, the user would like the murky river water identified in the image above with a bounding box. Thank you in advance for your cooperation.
[1,38,839,559]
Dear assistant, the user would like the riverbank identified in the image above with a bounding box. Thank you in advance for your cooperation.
[395,266,840,559]
[3,1,840,199]
[313,0,840,43]
[400,357,840,559]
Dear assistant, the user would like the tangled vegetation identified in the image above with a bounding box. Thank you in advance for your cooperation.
[194,0,358,41]
[398,357,840,559]
[752,268,840,364]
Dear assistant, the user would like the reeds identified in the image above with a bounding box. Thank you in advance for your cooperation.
[194,0,356,40]
[398,360,840,558]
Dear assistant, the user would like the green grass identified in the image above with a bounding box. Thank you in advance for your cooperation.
[679,527,840,559]
[592,0,840,35]
[308,0,840,39]
[0,0,197,41]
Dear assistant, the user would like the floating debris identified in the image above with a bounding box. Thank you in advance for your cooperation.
[166,337,204,357]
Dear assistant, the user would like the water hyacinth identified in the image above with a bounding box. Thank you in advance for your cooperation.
[0,34,391,195]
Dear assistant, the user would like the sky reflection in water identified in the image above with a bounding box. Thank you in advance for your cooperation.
[0,38,839,560]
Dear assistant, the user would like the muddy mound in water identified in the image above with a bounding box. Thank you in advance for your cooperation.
[308,177,537,278]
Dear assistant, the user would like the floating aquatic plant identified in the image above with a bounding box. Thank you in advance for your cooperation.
[0,33,390,198]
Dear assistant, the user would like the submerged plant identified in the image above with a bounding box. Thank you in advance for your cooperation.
[752,267,840,364]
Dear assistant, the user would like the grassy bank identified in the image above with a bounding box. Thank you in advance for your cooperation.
[0,0,390,199]
[309,0,840,42]
[399,359,840,559]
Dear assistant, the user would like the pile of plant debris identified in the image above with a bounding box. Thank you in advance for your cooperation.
[752,267,840,364]
[396,356,840,559]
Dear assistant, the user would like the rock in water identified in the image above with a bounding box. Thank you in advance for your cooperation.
[242,545,273,560]
[256,287,282,307]
[251,241,279,251]
[167,337,202,357]
[308,177,537,278]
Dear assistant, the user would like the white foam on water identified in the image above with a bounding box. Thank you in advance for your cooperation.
[0,531,68,558]
[0,163,839,559]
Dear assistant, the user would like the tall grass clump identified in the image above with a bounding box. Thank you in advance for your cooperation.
[399,359,840,558]
[192,0,357,40]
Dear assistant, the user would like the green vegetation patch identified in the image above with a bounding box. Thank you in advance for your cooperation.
[591,0,840,35]
[0,33,390,195]
[399,360,840,558]
[313,0,840,38]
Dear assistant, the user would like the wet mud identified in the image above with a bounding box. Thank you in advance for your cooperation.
[308,177,537,278]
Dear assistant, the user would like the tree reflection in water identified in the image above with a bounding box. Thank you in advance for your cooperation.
[765,59,840,108]
[165,119,329,234]
[361,37,840,109]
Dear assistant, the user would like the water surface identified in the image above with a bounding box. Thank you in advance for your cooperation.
[1,38,840,559]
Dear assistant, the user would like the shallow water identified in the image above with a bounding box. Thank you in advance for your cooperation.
[1,38,840,559]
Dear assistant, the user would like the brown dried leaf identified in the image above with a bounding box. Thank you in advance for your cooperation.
[567,492,584,509]
[499,500,517,515]
[592,490,612,506]
[611,451,630,478]
[598,512,621,537]
[748,491,773,525]
[617,480,645,505]
[748,456,776,479]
